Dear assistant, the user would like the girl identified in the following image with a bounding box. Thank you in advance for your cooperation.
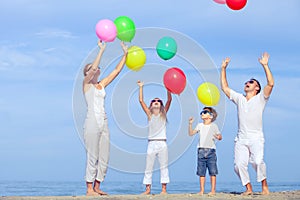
[137,80,172,195]
[83,41,127,196]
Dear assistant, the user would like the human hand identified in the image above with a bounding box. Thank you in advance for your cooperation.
[98,40,106,51]
[221,58,230,69]
[189,117,194,124]
[137,80,144,87]
[121,42,128,54]
[214,134,222,140]
[258,52,270,66]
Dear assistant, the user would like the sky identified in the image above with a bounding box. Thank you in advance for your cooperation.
[0,0,300,187]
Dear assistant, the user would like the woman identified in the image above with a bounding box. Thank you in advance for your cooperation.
[137,80,172,195]
[83,41,128,196]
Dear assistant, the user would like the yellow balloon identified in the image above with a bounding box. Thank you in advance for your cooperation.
[126,46,146,71]
[197,82,220,106]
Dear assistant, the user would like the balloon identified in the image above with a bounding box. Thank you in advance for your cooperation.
[163,67,186,95]
[95,19,117,42]
[156,37,177,60]
[213,0,226,4]
[226,0,247,10]
[114,16,136,42]
[197,82,220,106]
[126,46,146,71]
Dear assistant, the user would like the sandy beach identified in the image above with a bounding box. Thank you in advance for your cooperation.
[1,191,300,200]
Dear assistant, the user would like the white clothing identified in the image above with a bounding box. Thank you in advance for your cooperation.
[230,89,268,140]
[143,141,170,185]
[234,138,267,186]
[148,114,167,140]
[195,123,220,149]
[83,85,109,182]
[230,89,268,185]
[143,114,169,185]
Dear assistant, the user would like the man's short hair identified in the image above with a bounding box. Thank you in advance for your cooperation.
[251,78,261,94]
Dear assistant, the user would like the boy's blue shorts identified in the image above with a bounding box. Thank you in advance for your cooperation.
[197,148,218,177]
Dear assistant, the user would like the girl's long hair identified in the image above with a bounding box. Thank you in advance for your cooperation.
[149,98,167,121]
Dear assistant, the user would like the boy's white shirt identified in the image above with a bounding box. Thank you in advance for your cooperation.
[195,122,220,149]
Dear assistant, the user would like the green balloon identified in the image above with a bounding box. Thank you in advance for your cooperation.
[156,36,177,60]
[114,16,136,42]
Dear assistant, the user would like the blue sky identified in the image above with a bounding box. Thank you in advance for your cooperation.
[1,0,300,187]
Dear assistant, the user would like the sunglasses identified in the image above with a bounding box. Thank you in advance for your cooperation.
[244,80,255,85]
[200,110,212,115]
[151,99,163,103]
[87,65,100,72]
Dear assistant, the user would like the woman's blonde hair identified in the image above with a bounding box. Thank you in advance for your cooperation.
[83,63,92,76]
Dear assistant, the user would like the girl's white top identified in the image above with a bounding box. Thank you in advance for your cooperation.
[148,114,167,140]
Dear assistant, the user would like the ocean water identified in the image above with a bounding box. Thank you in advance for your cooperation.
[1,181,299,196]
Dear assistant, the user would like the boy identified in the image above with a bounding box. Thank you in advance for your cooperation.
[189,107,222,196]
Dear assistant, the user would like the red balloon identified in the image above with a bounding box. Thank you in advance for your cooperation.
[163,67,186,95]
[226,0,247,10]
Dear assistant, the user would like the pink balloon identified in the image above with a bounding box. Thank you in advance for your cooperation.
[95,19,117,42]
[163,67,186,95]
[213,0,226,4]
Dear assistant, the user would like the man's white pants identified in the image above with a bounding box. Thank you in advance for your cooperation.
[234,138,267,186]
[143,141,170,185]
[84,118,110,183]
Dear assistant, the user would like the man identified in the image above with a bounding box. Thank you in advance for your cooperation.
[220,52,274,195]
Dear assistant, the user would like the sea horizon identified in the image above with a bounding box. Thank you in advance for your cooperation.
[1,180,299,196]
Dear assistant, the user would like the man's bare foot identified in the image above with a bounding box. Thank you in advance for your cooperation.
[86,190,100,196]
[242,190,253,196]
[197,191,204,195]
[262,188,270,195]
[94,188,108,195]
[208,192,216,196]
[160,190,167,195]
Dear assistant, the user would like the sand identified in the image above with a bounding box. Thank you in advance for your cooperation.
[1,191,300,200]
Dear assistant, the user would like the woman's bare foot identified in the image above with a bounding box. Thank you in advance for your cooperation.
[197,191,204,195]
[86,190,100,196]
[141,190,151,195]
[242,190,253,196]
[94,188,108,195]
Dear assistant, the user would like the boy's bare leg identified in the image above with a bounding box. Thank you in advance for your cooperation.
[86,182,99,196]
[208,175,216,196]
[141,184,151,195]
[93,180,108,195]
[160,183,167,194]
[198,176,205,195]
[261,179,270,195]
[242,183,253,195]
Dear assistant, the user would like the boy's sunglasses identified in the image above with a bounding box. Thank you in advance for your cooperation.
[200,110,212,115]
[151,99,163,103]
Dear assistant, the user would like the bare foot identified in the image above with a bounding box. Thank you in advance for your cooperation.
[208,192,216,196]
[86,190,100,196]
[262,188,270,195]
[160,190,168,195]
[197,191,204,195]
[141,190,151,195]
[94,188,108,195]
[242,190,253,196]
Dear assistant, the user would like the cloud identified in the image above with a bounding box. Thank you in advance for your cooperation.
[35,29,78,39]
